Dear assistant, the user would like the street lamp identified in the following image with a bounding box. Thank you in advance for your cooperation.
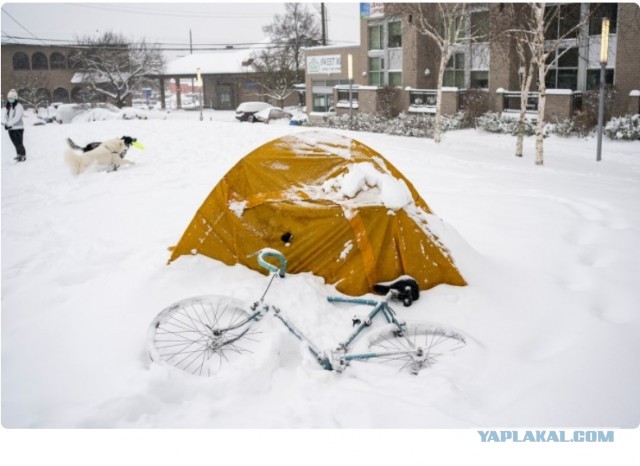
[196,67,203,121]
[348,54,354,129]
[596,17,610,162]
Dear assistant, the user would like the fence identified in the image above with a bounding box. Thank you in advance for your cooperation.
[572,92,583,114]
[502,91,539,113]
[408,89,438,108]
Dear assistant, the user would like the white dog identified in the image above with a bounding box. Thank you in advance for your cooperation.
[64,137,135,175]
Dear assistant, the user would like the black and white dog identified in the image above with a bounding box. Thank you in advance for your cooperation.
[64,136,139,174]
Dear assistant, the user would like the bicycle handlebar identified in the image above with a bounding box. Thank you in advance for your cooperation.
[257,248,287,278]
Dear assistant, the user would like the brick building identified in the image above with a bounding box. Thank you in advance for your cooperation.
[304,2,640,122]
[1,44,84,105]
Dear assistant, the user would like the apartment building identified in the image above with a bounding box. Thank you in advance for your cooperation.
[304,2,640,122]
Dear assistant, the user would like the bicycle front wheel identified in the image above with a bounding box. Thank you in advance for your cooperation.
[147,295,259,376]
[367,323,466,375]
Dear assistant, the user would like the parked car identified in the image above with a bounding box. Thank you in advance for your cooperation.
[235,101,272,122]
[54,103,120,124]
[252,106,293,124]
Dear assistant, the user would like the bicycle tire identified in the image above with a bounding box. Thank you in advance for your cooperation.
[367,323,466,375]
[147,295,259,376]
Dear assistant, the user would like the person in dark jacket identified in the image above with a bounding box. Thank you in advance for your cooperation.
[3,89,27,162]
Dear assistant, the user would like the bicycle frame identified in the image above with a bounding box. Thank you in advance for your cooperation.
[212,249,421,373]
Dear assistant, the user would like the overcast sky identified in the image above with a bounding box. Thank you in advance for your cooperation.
[1,2,361,59]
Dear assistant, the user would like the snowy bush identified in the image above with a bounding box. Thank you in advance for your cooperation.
[573,88,619,136]
[476,112,535,136]
[550,119,575,137]
[320,111,469,139]
[604,114,640,141]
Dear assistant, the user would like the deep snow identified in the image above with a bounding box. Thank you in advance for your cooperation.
[2,108,639,463]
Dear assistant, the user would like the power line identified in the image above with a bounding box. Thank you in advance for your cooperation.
[1,8,48,45]
[1,34,357,51]
[72,3,277,19]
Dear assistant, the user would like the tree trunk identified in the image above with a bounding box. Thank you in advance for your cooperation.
[434,52,448,144]
[535,63,546,166]
[533,3,546,166]
[516,64,535,158]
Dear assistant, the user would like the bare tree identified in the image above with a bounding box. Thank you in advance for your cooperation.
[501,3,592,165]
[388,3,484,143]
[262,2,321,82]
[12,75,51,108]
[249,48,299,108]
[250,2,321,107]
[494,4,537,159]
[70,31,164,108]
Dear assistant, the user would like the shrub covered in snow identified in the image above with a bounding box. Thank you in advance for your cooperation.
[604,114,640,141]
[476,112,536,136]
[320,111,467,138]
[549,119,575,137]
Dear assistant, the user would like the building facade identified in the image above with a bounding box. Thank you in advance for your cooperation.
[1,44,83,105]
[304,2,640,122]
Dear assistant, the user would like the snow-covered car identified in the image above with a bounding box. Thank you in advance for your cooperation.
[252,107,293,124]
[54,103,93,124]
[54,103,121,124]
[235,102,272,122]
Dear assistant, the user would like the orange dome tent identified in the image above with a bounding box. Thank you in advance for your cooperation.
[168,131,466,296]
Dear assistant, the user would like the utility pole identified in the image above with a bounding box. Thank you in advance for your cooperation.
[190,29,194,109]
[321,3,326,46]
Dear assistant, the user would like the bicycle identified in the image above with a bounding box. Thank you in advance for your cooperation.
[147,248,467,377]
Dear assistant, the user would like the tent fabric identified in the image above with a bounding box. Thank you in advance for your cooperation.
[168,131,466,296]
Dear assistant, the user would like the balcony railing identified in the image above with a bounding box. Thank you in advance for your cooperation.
[502,91,539,113]
[572,91,583,114]
[408,89,437,113]
[459,89,468,110]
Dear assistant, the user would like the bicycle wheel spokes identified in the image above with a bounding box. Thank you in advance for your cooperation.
[148,296,258,376]
[368,324,466,375]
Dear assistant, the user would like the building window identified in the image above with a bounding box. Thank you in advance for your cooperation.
[218,89,231,105]
[369,57,384,86]
[32,52,48,70]
[312,93,333,112]
[13,52,30,70]
[546,47,579,89]
[444,53,465,88]
[445,16,465,42]
[336,88,358,108]
[53,87,70,103]
[470,71,489,89]
[388,71,402,87]
[545,3,581,40]
[369,24,383,50]
[50,52,67,69]
[589,3,618,35]
[35,88,52,106]
[586,69,615,90]
[388,21,402,48]
[471,11,490,41]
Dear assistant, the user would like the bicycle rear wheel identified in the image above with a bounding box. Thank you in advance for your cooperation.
[367,323,466,375]
[147,295,259,376]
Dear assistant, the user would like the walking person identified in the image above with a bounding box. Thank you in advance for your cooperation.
[3,89,27,162]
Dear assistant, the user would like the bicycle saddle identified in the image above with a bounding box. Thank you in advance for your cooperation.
[373,276,420,307]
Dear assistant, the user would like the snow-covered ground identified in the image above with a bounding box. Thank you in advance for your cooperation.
[2,108,639,463]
